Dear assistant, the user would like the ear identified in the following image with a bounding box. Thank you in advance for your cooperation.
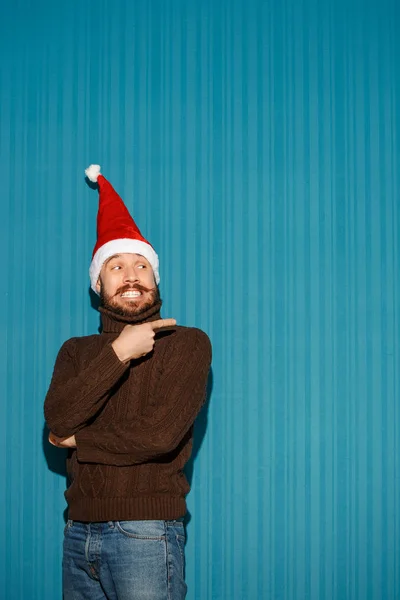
[96,277,101,294]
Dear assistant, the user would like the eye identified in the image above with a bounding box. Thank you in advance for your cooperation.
[111,265,122,270]
[137,264,147,269]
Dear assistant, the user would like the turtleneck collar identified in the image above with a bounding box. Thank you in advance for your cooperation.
[100,300,162,333]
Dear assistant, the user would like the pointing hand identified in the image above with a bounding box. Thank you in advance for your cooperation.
[112,319,176,362]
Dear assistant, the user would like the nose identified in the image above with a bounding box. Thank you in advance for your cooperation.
[123,267,139,284]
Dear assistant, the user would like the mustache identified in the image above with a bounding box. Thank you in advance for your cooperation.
[115,283,153,296]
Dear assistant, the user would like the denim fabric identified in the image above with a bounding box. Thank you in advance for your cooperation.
[63,519,187,600]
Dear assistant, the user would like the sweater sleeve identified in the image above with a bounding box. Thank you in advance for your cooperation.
[75,329,212,466]
[44,338,130,438]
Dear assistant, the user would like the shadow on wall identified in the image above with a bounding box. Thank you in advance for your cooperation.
[89,287,101,323]
[42,424,69,523]
[183,368,213,535]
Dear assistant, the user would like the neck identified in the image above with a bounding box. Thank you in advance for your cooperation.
[99,300,162,333]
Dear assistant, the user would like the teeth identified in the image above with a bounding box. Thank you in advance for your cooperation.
[121,291,141,298]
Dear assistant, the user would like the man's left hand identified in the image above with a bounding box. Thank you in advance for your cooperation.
[48,432,77,448]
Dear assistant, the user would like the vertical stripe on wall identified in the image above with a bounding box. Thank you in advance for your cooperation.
[0,0,399,598]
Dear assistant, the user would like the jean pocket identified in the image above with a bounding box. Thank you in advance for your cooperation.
[116,520,166,540]
[63,520,73,536]
[175,530,186,579]
[173,522,186,543]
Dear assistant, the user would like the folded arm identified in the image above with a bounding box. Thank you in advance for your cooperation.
[44,338,130,438]
[75,329,212,466]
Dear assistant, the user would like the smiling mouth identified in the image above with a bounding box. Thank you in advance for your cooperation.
[120,290,142,298]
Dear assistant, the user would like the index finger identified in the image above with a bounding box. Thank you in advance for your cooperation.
[150,318,177,331]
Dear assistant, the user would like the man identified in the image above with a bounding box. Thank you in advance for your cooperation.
[44,165,212,600]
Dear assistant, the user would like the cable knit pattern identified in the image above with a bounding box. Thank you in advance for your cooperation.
[44,304,212,522]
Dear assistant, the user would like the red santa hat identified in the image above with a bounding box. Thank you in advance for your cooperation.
[85,164,160,294]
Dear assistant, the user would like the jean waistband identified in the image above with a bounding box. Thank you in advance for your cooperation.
[67,518,184,527]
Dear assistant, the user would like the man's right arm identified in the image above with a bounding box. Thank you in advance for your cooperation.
[44,319,177,439]
[44,338,130,438]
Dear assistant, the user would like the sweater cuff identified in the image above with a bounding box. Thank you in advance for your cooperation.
[99,341,131,376]
[75,428,99,463]
[76,429,134,465]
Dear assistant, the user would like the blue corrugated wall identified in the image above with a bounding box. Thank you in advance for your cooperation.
[1,0,400,598]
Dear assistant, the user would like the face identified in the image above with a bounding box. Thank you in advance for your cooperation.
[97,253,159,317]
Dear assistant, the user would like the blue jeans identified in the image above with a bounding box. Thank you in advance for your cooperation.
[63,520,187,599]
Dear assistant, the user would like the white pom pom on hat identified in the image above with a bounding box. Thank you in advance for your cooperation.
[85,164,101,183]
[86,164,160,293]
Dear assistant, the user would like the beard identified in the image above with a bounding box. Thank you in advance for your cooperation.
[100,281,161,318]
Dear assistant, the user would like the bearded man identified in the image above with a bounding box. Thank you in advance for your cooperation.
[44,165,212,600]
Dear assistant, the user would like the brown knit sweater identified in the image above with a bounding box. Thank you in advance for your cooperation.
[44,301,212,522]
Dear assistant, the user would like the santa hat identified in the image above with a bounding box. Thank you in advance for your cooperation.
[85,164,160,293]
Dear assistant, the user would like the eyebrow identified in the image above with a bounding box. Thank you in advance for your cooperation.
[104,254,122,265]
[104,254,146,266]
